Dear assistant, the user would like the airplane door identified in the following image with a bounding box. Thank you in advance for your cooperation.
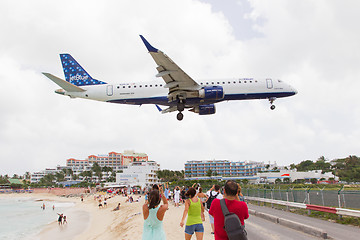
[107,85,113,96]
[266,79,273,89]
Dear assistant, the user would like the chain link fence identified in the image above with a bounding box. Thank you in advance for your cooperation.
[243,188,360,209]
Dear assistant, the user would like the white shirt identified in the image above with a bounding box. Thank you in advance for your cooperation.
[206,190,223,200]
[174,189,181,198]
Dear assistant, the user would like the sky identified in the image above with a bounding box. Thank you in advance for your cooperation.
[0,0,359,176]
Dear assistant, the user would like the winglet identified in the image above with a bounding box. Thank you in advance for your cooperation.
[155,104,162,112]
[140,35,158,52]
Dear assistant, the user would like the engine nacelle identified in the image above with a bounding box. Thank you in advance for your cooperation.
[198,86,224,100]
[190,104,216,115]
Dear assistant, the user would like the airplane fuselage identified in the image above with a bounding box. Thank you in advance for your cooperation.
[61,77,296,108]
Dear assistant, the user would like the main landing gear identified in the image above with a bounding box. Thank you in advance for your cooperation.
[177,112,184,121]
[176,99,185,121]
[269,97,276,110]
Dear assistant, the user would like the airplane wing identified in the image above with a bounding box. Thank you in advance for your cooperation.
[140,35,201,102]
[42,73,86,92]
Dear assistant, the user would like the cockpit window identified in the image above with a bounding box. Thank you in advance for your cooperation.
[278,80,283,82]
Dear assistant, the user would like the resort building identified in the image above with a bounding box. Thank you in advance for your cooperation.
[115,161,160,188]
[66,150,148,173]
[184,160,265,178]
[30,168,59,183]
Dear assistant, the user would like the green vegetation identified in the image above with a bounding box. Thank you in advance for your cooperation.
[156,169,184,182]
[293,155,360,182]
[332,156,360,183]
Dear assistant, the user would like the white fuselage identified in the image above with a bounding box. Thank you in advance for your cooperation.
[62,78,297,107]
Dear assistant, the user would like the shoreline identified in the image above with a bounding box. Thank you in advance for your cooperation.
[3,192,214,239]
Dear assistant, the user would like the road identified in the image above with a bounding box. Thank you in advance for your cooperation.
[245,214,319,239]
[248,204,360,240]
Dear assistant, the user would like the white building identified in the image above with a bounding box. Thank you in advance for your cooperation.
[115,161,160,188]
[30,168,59,183]
[255,170,338,184]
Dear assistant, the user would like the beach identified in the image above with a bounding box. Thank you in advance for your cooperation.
[2,192,214,240]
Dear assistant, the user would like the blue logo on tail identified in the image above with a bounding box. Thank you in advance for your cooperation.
[60,54,107,86]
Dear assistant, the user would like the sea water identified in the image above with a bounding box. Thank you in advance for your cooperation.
[0,196,75,240]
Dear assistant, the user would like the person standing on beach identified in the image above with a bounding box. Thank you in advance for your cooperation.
[180,187,205,240]
[206,185,223,234]
[142,186,168,240]
[164,183,169,200]
[57,213,63,225]
[174,186,181,207]
[196,187,208,208]
[209,180,249,240]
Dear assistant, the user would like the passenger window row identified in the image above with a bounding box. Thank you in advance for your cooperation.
[117,84,163,89]
[200,80,257,85]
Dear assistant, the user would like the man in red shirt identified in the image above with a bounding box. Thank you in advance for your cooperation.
[209,180,249,240]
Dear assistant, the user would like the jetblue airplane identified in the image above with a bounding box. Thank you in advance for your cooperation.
[43,35,297,121]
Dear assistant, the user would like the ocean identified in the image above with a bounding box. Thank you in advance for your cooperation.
[0,196,75,240]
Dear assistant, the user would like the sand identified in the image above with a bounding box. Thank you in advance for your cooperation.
[18,192,216,240]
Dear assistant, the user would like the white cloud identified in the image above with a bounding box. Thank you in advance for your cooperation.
[0,0,359,175]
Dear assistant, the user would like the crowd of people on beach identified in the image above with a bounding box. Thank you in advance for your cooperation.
[142,180,249,240]
[72,181,248,239]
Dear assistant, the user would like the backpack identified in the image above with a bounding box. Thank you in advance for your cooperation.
[206,191,219,210]
[220,199,247,240]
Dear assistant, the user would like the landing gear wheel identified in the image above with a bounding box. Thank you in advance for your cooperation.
[177,112,184,121]
[270,105,276,110]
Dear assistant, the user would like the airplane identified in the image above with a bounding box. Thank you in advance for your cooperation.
[43,35,297,121]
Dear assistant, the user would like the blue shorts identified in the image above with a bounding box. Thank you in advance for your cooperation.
[185,223,204,235]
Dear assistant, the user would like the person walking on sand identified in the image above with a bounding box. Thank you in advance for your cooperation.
[142,186,168,240]
[63,215,67,224]
[180,187,205,240]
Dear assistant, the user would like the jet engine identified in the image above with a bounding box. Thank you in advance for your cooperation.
[190,104,216,115]
[198,86,224,100]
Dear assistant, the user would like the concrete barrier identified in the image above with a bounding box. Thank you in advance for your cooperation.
[278,218,327,239]
[249,210,328,239]
[255,211,279,224]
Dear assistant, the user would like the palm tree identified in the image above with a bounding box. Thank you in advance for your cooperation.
[55,172,65,183]
[80,171,92,182]
[91,163,102,182]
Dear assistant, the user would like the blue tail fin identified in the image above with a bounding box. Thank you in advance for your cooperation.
[60,54,107,86]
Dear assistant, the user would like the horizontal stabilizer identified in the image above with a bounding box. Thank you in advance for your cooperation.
[155,105,162,112]
[42,72,85,92]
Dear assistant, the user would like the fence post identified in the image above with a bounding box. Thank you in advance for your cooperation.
[263,189,266,206]
[307,187,311,215]
[319,187,325,206]
[270,188,274,208]
[338,186,344,219]
[286,187,290,211]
